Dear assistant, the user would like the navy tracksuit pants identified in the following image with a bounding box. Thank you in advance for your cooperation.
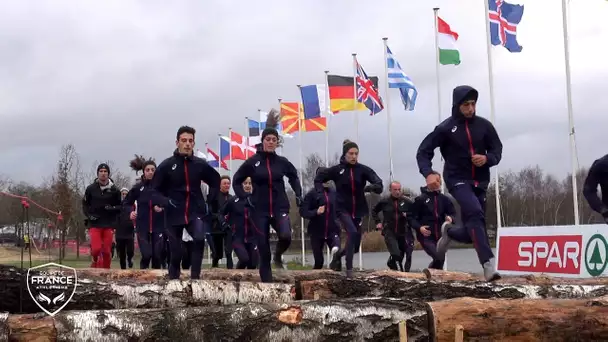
[310,233,340,269]
[256,213,292,282]
[165,218,210,280]
[447,184,494,265]
[416,231,444,270]
[233,239,258,269]
[384,230,414,272]
[337,213,363,271]
[137,232,165,269]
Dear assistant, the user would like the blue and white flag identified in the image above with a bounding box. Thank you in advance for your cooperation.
[386,45,418,111]
[299,84,328,119]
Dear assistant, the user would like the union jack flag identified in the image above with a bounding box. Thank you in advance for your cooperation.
[355,58,384,116]
[488,0,524,53]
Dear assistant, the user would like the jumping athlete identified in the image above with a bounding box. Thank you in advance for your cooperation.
[124,155,165,269]
[416,85,502,282]
[371,181,415,272]
[151,126,222,280]
[116,187,135,269]
[232,110,302,282]
[82,163,122,269]
[211,176,234,268]
[583,154,608,224]
[410,173,456,270]
[300,167,340,270]
[221,177,259,269]
[314,139,383,278]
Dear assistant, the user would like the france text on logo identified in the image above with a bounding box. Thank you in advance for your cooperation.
[585,234,608,277]
[26,262,77,316]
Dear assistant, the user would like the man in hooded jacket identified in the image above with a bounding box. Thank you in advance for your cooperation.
[82,163,122,269]
[583,154,608,224]
[416,85,502,282]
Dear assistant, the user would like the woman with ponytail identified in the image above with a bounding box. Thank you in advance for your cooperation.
[313,139,383,278]
[123,155,166,269]
[232,109,303,283]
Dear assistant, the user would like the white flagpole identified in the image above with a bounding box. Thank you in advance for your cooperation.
[382,38,394,182]
[324,70,332,268]
[245,117,250,159]
[277,98,284,156]
[561,0,580,225]
[228,127,233,181]
[205,141,215,265]
[296,87,306,267]
[433,7,448,271]
[483,1,502,231]
[217,133,222,175]
[352,53,363,271]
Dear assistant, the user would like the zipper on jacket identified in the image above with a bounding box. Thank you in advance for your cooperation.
[324,190,329,239]
[350,168,356,218]
[394,199,398,233]
[464,121,479,186]
[148,200,153,233]
[267,157,273,217]
[245,207,249,243]
[184,160,190,224]
[434,196,439,238]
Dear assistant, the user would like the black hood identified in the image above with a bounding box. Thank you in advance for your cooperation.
[420,186,439,195]
[173,148,194,160]
[451,85,479,120]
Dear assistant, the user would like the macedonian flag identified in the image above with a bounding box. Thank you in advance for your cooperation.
[280,102,327,135]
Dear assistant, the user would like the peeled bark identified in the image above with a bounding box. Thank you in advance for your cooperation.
[296,273,608,301]
[422,268,608,285]
[2,298,430,342]
[428,296,608,342]
[0,265,295,314]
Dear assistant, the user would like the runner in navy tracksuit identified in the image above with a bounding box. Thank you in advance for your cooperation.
[416,85,502,282]
[221,177,259,269]
[371,181,415,272]
[116,188,135,269]
[151,126,221,280]
[410,177,457,270]
[314,139,383,278]
[583,154,608,224]
[211,176,234,268]
[232,117,302,283]
[124,155,165,269]
[300,167,341,270]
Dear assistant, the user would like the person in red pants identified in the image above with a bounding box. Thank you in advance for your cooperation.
[82,163,122,268]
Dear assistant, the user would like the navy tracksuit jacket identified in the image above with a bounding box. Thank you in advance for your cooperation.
[300,187,340,269]
[151,149,221,279]
[583,154,608,218]
[313,156,383,271]
[221,196,259,269]
[232,145,302,282]
[416,85,503,265]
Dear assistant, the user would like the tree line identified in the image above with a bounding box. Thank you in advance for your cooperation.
[0,146,602,252]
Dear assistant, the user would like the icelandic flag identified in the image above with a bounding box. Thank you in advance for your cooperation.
[355,59,384,115]
[488,0,524,53]
[299,84,328,119]
[386,45,418,111]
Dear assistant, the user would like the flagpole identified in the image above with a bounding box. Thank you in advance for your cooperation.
[296,86,306,267]
[352,53,363,271]
[228,127,233,181]
[382,38,395,182]
[433,8,447,195]
[245,116,250,159]
[277,98,283,156]
[483,1,502,231]
[561,0,580,225]
[324,70,331,268]
[205,142,214,264]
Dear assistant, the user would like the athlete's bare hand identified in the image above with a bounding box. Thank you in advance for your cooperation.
[420,226,431,237]
[317,206,325,215]
[472,154,487,167]
[129,211,137,220]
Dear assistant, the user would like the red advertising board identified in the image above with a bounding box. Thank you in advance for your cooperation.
[498,234,583,274]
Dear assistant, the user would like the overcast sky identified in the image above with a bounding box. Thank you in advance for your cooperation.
[1,0,607,191]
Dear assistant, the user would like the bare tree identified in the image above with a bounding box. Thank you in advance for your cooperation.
[86,160,133,190]
[301,152,340,191]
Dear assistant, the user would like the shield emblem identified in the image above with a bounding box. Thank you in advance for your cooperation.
[26,262,78,316]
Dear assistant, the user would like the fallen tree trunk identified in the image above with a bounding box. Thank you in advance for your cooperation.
[422,268,608,285]
[0,265,295,314]
[428,296,608,342]
[1,298,431,341]
[296,273,608,301]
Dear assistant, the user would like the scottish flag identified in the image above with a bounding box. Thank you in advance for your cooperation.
[386,45,418,111]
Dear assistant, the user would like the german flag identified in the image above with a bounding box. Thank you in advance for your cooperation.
[280,102,327,134]
[328,75,379,113]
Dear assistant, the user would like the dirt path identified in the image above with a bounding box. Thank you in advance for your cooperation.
[0,246,51,262]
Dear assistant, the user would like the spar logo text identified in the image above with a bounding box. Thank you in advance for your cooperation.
[498,235,582,274]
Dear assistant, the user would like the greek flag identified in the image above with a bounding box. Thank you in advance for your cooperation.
[386,45,418,111]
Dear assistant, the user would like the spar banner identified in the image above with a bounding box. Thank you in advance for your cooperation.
[496,224,608,278]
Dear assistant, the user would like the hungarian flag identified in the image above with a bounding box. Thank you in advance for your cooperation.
[230,131,256,160]
[437,16,461,65]
[327,75,379,114]
[280,102,327,135]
